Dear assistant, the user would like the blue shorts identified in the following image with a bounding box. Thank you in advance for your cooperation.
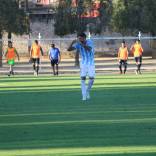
[51,59,59,66]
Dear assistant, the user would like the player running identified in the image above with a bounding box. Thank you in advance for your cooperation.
[130,39,143,74]
[30,40,44,76]
[49,43,61,76]
[5,41,19,76]
[68,32,95,101]
[118,40,129,74]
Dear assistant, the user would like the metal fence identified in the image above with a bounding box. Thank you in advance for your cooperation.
[1,36,156,57]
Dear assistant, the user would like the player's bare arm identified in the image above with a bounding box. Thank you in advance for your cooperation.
[40,47,44,56]
[15,49,20,61]
[59,51,61,63]
[67,40,77,51]
[30,47,32,58]
[5,49,8,57]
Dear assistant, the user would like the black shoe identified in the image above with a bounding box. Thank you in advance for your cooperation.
[8,71,11,76]
[11,71,14,75]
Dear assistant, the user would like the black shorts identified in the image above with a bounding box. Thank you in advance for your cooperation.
[51,59,59,66]
[135,56,142,64]
[119,60,127,65]
[32,58,40,64]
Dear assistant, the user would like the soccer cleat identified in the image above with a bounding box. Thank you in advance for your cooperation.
[86,91,90,100]
[82,95,87,101]
[119,71,122,74]
[11,71,14,75]
[138,70,142,74]
[34,71,38,76]
[36,71,39,76]
[8,71,11,77]
[135,70,138,75]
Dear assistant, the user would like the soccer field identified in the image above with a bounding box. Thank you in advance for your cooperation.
[0,74,156,156]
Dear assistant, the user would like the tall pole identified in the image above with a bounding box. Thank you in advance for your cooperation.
[0,32,2,67]
[138,31,141,40]
[25,0,28,13]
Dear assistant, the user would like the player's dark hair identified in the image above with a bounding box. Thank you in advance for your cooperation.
[122,40,125,44]
[77,32,86,38]
[35,40,38,44]
[136,39,140,42]
[51,43,55,47]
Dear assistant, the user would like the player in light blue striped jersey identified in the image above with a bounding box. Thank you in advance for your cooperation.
[68,32,95,101]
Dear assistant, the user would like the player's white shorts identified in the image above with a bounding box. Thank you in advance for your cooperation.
[80,64,95,78]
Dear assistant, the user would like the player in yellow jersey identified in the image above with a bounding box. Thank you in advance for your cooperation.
[118,41,129,74]
[130,39,143,74]
[5,41,19,76]
[30,40,44,76]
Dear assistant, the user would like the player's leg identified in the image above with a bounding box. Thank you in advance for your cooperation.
[55,60,59,75]
[8,64,12,76]
[11,60,15,75]
[135,57,139,74]
[80,64,87,101]
[11,65,14,75]
[8,60,14,76]
[119,60,122,74]
[36,58,40,76]
[138,56,142,74]
[51,60,56,75]
[87,65,95,100]
[56,64,59,75]
[32,58,36,75]
[123,60,127,74]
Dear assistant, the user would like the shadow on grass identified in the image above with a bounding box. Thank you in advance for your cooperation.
[0,85,156,151]
[0,74,156,83]
[0,82,156,92]
[75,153,156,156]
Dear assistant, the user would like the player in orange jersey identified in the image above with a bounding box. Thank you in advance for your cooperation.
[30,40,44,76]
[5,41,19,76]
[118,40,129,74]
[130,39,143,74]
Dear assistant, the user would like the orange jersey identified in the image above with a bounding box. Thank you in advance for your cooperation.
[118,47,128,60]
[6,47,16,60]
[31,43,41,58]
[131,43,143,57]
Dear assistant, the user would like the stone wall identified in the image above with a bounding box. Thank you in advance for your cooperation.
[2,20,154,58]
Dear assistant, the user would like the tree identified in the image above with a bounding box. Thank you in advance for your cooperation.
[112,0,156,35]
[54,0,112,36]
[0,0,28,67]
[54,0,112,66]
[98,0,113,33]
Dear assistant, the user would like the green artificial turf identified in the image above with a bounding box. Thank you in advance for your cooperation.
[0,74,156,156]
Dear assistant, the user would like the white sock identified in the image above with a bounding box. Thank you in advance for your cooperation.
[87,79,94,93]
[81,80,86,97]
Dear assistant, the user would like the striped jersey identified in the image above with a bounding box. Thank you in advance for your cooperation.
[73,39,94,65]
